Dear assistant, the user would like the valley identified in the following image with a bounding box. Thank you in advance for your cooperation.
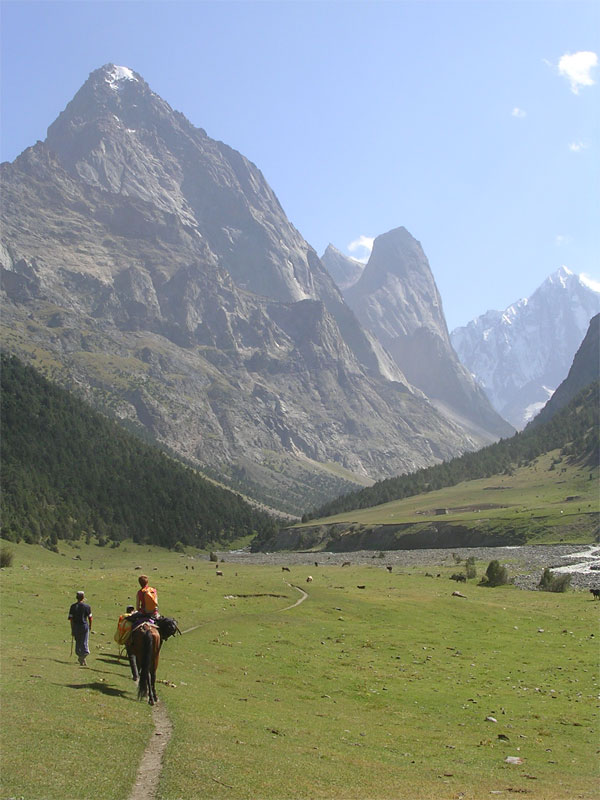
[1,539,598,800]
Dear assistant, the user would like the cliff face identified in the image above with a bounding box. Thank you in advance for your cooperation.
[343,227,514,442]
[451,267,600,429]
[1,65,483,514]
[530,314,599,428]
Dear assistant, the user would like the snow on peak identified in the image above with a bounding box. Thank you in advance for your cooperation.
[104,65,138,89]
[579,273,600,293]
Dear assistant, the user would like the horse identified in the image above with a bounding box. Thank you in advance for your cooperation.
[130,622,161,705]
[128,616,181,705]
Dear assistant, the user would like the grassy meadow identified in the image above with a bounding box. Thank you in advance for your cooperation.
[1,538,598,800]
[301,452,599,545]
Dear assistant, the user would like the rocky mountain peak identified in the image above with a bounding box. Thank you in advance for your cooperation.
[48,63,172,130]
[341,225,514,442]
[346,226,449,343]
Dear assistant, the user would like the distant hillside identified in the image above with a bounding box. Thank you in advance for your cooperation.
[0,353,279,548]
[300,380,599,522]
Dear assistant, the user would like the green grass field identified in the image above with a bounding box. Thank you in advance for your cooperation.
[1,539,598,799]
[300,452,599,546]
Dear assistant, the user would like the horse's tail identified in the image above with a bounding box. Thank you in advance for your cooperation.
[137,626,154,701]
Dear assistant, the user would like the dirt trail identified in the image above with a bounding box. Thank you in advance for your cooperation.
[128,701,173,800]
[128,581,308,799]
[279,582,309,610]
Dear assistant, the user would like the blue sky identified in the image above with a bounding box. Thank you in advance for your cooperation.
[1,0,598,330]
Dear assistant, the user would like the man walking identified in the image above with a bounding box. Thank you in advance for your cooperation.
[68,590,92,666]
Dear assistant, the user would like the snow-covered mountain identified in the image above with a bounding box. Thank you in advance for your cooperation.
[451,267,600,429]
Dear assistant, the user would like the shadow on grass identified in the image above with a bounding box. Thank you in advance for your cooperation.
[96,654,128,664]
[61,681,130,698]
[54,659,119,676]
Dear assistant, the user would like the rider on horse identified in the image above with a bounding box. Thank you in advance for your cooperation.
[135,575,159,619]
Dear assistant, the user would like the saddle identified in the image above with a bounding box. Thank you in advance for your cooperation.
[115,614,180,646]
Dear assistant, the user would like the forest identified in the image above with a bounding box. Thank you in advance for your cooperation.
[0,353,280,549]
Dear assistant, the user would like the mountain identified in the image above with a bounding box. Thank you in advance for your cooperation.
[0,64,483,514]
[451,267,600,429]
[321,244,364,290]
[530,313,599,428]
[342,227,514,442]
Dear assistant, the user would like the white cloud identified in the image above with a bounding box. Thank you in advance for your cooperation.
[558,51,597,94]
[511,107,526,118]
[555,234,570,246]
[568,141,588,152]
[347,235,374,263]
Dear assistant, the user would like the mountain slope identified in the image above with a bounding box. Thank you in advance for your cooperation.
[531,313,599,428]
[0,64,482,513]
[0,353,280,548]
[302,379,599,521]
[343,227,513,442]
[451,267,600,429]
[253,379,599,550]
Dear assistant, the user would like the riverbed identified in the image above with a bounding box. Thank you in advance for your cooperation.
[214,543,600,591]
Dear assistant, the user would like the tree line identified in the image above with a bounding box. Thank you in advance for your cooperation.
[0,353,280,549]
[304,381,599,521]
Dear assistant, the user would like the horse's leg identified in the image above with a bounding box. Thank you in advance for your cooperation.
[152,635,160,704]
[136,628,152,702]
[150,665,157,705]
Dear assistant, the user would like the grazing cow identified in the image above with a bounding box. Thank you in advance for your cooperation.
[306,576,313,583]
[282,566,291,572]
[342,562,351,567]
[451,573,467,583]
[314,562,319,567]
[216,570,223,577]
[386,566,393,573]
[357,585,366,589]
[590,588,600,600]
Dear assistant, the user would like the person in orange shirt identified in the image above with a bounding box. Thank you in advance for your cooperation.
[136,574,159,618]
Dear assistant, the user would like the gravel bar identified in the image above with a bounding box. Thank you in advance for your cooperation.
[214,544,600,591]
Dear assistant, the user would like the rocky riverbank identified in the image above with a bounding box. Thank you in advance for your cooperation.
[214,544,600,591]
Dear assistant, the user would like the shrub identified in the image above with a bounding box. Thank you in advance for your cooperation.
[209,551,218,562]
[0,547,14,568]
[480,559,509,587]
[538,567,572,593]
[465,557,477,579]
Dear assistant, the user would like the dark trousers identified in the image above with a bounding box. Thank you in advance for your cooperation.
[72,623,90,659]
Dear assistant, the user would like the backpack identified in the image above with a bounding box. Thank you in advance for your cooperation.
[156,616,180,641]
[140,585,158,612]
[114,614,132,645]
